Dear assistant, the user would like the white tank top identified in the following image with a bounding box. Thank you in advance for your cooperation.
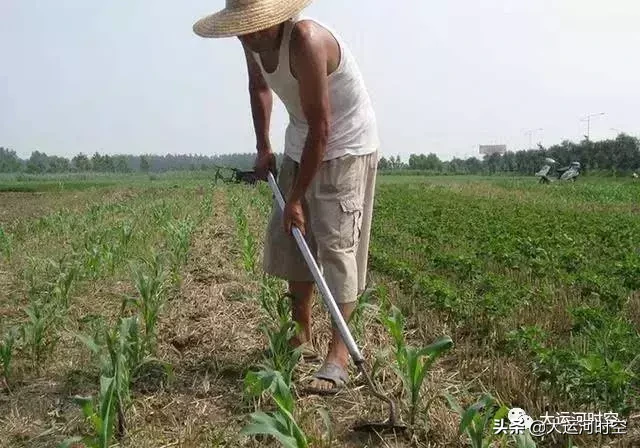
[251,15,379,162]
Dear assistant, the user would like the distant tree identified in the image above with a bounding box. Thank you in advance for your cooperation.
[139,155,150,172]
[113,155,130,173]
[25,151,49,174]
[378,156,390,170]
[0,147,23,172]
[72,153,92,172]
[464,157,483,174]
[48,155,70,173]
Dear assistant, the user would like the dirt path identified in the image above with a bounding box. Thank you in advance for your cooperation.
[116,186,459,448]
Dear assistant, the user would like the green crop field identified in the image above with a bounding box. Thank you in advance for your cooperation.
[0,172,638,448]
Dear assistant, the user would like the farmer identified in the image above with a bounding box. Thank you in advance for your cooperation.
[193,0,379,394]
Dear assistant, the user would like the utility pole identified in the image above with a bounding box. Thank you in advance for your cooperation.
[581,112,605,140]
[524,128,543,149]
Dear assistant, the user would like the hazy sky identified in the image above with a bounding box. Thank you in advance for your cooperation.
[2,1,639,161]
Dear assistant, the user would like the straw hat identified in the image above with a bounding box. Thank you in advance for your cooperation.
[193,0,314,38]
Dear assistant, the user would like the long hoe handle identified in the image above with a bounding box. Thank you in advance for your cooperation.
[265,171,401,428]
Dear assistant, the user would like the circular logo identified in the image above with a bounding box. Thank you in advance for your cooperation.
[508,408,527,423]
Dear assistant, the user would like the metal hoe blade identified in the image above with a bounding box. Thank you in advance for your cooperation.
[266,171,406,434]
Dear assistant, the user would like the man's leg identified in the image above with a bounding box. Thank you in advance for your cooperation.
[308,302,356,387]
[263,157,318,351]
[288,280,314,346]
[306,153,369,391]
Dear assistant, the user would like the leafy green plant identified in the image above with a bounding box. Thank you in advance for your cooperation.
[49,257,78,309]
[199,193,213,219]
[151,201,171,225]
[381,305,454,425]
[348,286,380,342]
[231,195,257,273]
[0,327,19,386]
[258,275,290,325]
[60,376,118,448]
[242,369,308,448]
[21,300,60,369]
[444,393,509,448]
[259,320,302,387]
[118,220,134,252]
[128,254,168,355]
[75,316,145,440]
[164,217,194,282]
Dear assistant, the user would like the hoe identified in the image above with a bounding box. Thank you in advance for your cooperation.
[265,170,407,435]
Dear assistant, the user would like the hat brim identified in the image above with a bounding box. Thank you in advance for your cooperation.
[193,0,313,38]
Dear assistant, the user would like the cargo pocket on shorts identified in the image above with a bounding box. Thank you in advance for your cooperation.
[339,198,363,250]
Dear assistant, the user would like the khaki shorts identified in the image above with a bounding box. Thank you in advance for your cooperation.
[263,151,378,304]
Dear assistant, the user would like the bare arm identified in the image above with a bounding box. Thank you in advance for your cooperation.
[288,23,330,203]
[242,44,273,155]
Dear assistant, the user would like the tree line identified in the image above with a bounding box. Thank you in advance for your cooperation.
[0,149,260,174]
[380,134,640,175]
[1,134,638,175]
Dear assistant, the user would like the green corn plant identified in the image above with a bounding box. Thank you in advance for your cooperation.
[381,305,454,425]
[348,286,380,342]
[0,327,19,387]
[444,393,510,448]
[0,226,12,261]
[199,194,213,219]
[241,225,257,274]
[164,218,195,283]
[77,316,141,440]
[314,407,334,448]
[242,368,308,448]
[48,258,78,309]
[118,220,134,252]
[84,245,102,278]
[259,320,302,386]
[151,201,171,225]
[21,300,60,369]
[231,197,257,273]
[102,242,116,276]
[128,254,167,356]
[60,375,118,448]
[258,276,290,325]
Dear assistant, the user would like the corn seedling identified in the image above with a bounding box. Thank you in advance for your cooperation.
[128,254,168,356]
[199,194,213,219]
[76,316,143,440]
[60,375,118,448]
[84,244,107,278]
[118,220,134,251]
[152,201,171,225]
[314,407,334,448]
[258,275,290,325]
[242,368,308,448]
[381,305,454,426]
[348,286,380,342]
[259,320,302,386]
[48,258,78,309]
[444,393,510,448]
[164,218,195,283]
[0,327,19,387]
[0,226,12,261]
[231,196,257,273]
[21,299,60,370]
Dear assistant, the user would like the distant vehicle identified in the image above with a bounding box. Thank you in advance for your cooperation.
[535,158,557,184]
[557,161,581,181]
[535,158,581,183]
